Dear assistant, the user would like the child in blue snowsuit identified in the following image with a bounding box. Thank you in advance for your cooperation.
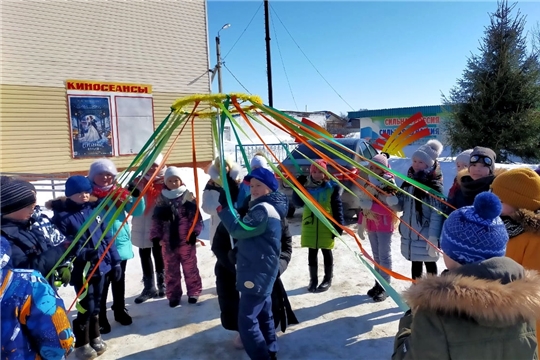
[216,167,287,360]
[50,175,121,360]
[0,237,75,360]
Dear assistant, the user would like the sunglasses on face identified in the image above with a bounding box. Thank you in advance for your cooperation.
[470,155,493,166]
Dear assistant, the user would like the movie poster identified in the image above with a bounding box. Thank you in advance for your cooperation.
[68,96,113,158]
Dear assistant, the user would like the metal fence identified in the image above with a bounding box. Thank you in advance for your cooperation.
[235,143,298,167]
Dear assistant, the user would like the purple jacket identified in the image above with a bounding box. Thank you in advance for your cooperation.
[150,193,202,249]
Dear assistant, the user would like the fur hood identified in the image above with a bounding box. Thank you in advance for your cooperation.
[404,258,540,327]
[207,156,242,182]
[45,196,99,211]
[457,167,507,185]
[511,208,540,235]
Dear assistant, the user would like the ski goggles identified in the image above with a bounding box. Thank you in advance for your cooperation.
[470,155,493,166]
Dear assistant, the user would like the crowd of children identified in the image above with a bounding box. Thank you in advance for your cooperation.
[2,138,540,360]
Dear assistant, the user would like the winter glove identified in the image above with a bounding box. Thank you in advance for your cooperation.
[127,182,141,198]
[228,247,238,265]
[188,232,198,246]
[386,195,399,207]
[297,175,308,186]
[427,237,439,258]
[358,198,373,210]
[112,265,122,282]
[81,249,99,262]
[55,266,71,286]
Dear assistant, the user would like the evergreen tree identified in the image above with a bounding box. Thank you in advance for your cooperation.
[443,1,540,161]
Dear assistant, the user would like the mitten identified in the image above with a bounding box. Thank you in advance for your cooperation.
[427,237,439,258]
[297,175,308,186]
[112,265,122,282]
[127,182,141,198]
[358,198,373,210]
[386,195,399,206]
[188,232,198,245]
[56,266,71,286]
[81,249,99,262]
[228,247,238,265]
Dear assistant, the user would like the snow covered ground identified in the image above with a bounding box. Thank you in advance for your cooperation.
[37,158,538,360]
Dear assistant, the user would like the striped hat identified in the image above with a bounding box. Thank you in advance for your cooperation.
[0,180,36,215]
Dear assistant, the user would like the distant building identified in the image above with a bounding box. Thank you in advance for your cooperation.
[1,2,212,174]
[347,105,446,144]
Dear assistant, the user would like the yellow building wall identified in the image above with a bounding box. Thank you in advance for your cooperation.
[0,84,214,173]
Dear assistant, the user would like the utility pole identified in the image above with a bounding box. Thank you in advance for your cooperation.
[215,23,231,94]
[264,0,273,107]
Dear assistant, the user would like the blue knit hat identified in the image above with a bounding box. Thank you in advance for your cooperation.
[441,192,508,265]
[65,175,92,197]
[244,167,278,192]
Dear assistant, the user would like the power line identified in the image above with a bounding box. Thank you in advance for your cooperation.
[223,3,263,60]
[270,5,355,111]
[223,63,252,94]
[270,8,299,111]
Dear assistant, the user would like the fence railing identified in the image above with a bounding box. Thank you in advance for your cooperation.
[2,172,69,199]
[235,143,298,167]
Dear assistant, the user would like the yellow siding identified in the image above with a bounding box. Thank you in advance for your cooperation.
[0,84,214,173]
[1,1,210,93]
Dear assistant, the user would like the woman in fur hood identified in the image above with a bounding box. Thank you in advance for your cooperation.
[447,146,505,213]
[393,192,540,360]
[491,167,540,346]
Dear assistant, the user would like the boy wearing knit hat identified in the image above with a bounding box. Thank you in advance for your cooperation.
[392,192,540,360]
[49,175,122,359]
[292,159,344,293]
[0,180,67,288]
[491,167,540,347]
[447,146,500,212]
[216,167,288,360]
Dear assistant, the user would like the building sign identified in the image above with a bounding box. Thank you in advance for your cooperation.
[66,79,154,159]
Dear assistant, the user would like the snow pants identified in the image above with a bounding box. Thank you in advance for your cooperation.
[73,274,105,324]
[368,231,392,282]
[238,293,278,360]
[161,240,202,301]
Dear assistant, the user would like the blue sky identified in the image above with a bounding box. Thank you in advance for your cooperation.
[207,1,540,114]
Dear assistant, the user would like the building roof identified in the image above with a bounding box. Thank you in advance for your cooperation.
[348,105,443,119]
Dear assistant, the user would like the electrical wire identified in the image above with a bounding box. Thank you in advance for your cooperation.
[223,2,263,60]
[223,63,252,94]
[270,5,355,110]
[271,9,299,110]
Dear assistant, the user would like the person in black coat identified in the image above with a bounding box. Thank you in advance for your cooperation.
[211,194,299,349]
[0,180,67,287]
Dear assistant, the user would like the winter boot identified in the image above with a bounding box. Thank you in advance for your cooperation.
[317,265,333,292]
[134,275,158,304]
[112,306,132,326]
[98,309,111,335]
[372,283,388,302]
[89,315,107,355]
[367,281,380,298]
[307,266,318,293]
[188,296,199,304]
[72,319,98,360]
[156,272,166,298]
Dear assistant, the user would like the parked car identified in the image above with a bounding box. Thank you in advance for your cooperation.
[277,138,378,219]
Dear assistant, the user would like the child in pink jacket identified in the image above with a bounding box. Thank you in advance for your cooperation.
[150,167,203,308]
[358,154,398,302]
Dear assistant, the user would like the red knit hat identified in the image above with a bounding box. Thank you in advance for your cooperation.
[310,159,327,174]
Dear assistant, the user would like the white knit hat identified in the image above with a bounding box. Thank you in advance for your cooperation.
[412,139,444,167]
[88,158,118,181]
[455,149,473,166]
[164,166,183,182]
[250,155,269,170]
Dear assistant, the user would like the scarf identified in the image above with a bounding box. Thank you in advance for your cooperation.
[402,162,444,223]
[162,185,187,200]
[501,216,525,238]
[136,177,165,215]
[92,184,130,209]
[460,175,495,200]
